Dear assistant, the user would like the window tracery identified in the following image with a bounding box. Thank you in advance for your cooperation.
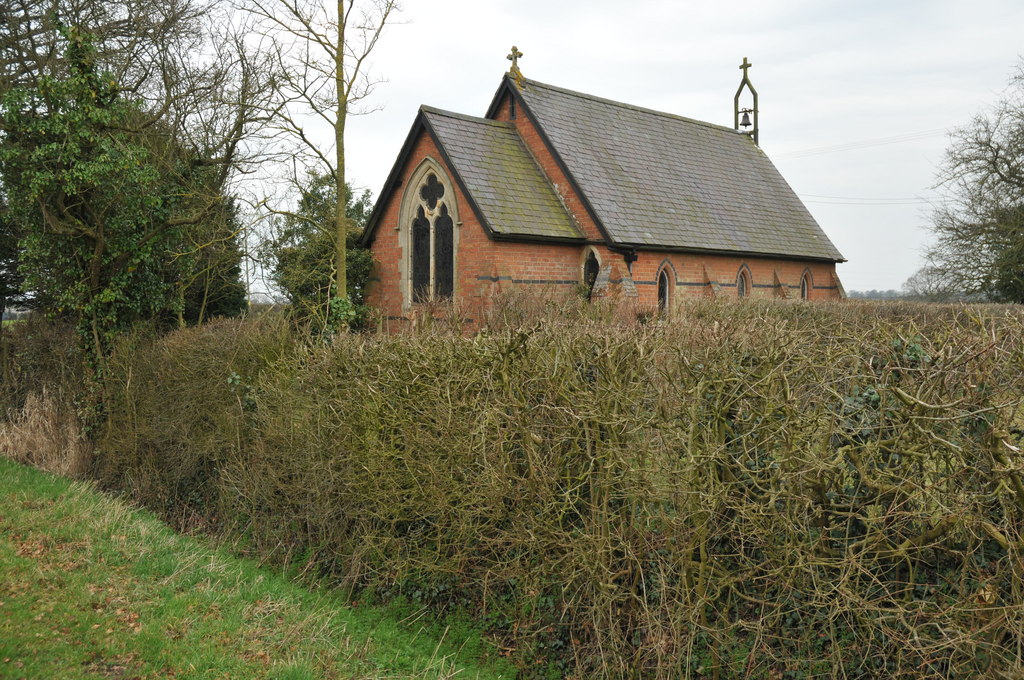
[405,168,457,304]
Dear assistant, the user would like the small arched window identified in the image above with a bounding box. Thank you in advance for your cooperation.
[737,267,751,298]
[800,271,811,300]
[583,249,600,300]
[657,268,671,314]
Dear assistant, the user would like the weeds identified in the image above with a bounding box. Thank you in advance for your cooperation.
[0,389,90,477]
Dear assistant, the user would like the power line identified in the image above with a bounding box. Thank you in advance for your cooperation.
[798,192,948,207]
[803,200,932,206]
[801,198,943,206]
[776,128,949,159]
[801,193,933,201]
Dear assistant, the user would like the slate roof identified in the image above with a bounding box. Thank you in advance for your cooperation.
[507,77,845,261]
[422,106,583,240]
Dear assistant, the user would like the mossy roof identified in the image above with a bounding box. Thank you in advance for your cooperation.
[422,106,583,240]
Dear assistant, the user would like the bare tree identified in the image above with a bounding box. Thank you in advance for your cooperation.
[243,0,398,300]
[1,0,280,190]
[928,60,1024,302]
[901,266,963,302]
[2,0,207,99]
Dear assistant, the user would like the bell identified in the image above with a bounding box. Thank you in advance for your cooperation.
[740,110,752,128]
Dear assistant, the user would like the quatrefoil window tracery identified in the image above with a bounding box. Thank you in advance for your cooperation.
[420,174,445,209]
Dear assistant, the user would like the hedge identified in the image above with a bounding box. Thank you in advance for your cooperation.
[5,300,1024,678]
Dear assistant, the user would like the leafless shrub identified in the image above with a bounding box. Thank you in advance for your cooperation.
[478,287,626,331]
[0,317,83,416]
[95,313,295,528]
[90,299,1024,677]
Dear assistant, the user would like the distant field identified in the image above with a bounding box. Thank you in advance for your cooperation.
[0,458,513,680]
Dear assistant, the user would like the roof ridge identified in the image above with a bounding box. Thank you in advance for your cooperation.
[420,105,514,128]
[518,76,743,136]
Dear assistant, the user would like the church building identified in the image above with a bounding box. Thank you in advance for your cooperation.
[360,51,845,328]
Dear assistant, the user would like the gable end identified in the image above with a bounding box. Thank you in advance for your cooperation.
[486,76,617,247]
[363,105,585,248]
[360,114,429,247]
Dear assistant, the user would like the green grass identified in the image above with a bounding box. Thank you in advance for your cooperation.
[0,458,515,679]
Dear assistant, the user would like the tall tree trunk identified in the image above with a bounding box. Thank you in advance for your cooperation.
[248,0,396,304]
[197,273,211,325]
[177,284,186,328]
[0,293,7,388]
[334,0,347,300]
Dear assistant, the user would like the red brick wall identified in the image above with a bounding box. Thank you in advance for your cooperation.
[629,251,840,311]
[365,130,631,330]
[366,111,841,332]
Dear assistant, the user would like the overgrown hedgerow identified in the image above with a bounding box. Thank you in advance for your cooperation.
[97,315,294,527]
[5,299,1024,678]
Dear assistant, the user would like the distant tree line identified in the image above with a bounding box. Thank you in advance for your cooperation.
[846,289,905,300]
[846,274,984,303]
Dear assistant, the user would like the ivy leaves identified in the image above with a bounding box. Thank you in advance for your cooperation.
[0,28,181,364]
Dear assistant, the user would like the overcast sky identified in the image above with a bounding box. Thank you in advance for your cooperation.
[340,0,1024,292]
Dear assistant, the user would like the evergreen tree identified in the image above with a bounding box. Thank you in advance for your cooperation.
[0,28,246,367]
[264,172,373,330]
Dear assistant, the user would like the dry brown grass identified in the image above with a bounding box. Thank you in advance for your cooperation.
[0,389,91,478]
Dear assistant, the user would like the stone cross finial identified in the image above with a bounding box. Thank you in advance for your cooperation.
[506,45,525,89]
[507,46,523,70]
[739,57,752,77]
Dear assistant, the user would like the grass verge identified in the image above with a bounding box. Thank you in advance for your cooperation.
[0,458,514,679]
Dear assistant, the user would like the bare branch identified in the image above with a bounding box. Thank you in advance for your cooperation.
[237,0,399,301]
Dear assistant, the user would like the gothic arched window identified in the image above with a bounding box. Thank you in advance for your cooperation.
[737,267,751,298]
[405,168,457,303]
[412,207,431,300]
[434,204,454,299]
[657,267,671,314]
[800,271,812,300]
